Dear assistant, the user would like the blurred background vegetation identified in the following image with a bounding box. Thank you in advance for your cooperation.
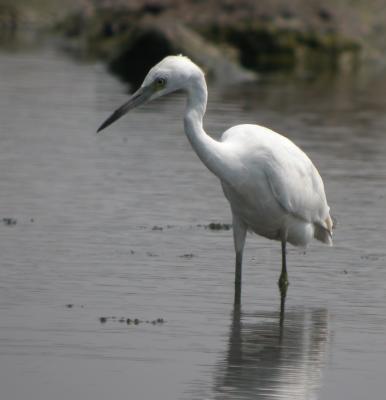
[1,0,386,85]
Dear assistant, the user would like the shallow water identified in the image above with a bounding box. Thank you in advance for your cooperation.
[0,46,385,400]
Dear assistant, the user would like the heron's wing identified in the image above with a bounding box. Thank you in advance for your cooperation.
[221,124,331,229]
[263,145,330,226]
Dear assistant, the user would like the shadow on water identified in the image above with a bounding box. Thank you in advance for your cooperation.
[213,300,329,400]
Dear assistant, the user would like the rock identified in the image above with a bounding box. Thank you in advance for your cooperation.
[0,4,18,34]
[109,17,256,87]
[205,22,360,73]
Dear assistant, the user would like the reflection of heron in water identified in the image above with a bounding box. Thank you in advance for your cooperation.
[213,301,329,400]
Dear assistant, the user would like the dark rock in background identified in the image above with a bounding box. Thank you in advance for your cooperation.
[3,0,386,84]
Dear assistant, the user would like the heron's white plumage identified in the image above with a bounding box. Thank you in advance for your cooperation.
[218,124,332,246]
[97,54,333,299]
[164,55,333,248]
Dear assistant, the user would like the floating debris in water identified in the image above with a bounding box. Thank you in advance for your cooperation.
[136,223,233,231]
[207,222,232,230]
[65,304,84,308]
[193,223,233,230]
[360,254,380,261]
[99,316,166,326]
[179,253,194,259]
[2,217,17,226]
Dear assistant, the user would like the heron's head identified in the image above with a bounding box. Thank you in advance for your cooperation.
[97,55,204,133]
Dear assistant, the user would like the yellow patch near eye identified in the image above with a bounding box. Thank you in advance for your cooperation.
[155,78,166,90]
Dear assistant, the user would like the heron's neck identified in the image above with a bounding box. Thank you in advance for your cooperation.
[183,77,229,180]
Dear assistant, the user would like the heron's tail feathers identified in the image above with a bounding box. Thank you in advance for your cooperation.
[314,215,334,246]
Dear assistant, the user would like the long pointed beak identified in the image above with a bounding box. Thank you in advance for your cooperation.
[97,85,154,133]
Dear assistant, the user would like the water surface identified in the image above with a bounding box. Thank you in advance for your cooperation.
[0,46,385,400]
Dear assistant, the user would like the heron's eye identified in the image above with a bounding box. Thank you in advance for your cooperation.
[155,77,166,89]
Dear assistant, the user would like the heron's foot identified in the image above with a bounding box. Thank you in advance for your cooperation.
[278,273,289,298]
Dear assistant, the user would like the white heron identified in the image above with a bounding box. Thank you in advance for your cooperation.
[97,55,333,303]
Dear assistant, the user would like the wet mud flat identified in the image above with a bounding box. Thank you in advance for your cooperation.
[0,47,385,400]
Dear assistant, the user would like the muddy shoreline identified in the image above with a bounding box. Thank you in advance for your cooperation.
[2,0,379,85]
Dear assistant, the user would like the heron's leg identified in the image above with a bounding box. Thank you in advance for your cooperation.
[278,236,289,298]
[232,214,247,305]
[235,250,243,304]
